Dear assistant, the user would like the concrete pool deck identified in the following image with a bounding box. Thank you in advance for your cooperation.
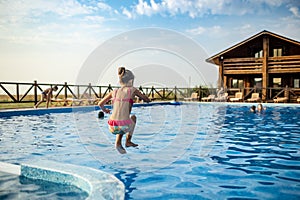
[0,160,125,200]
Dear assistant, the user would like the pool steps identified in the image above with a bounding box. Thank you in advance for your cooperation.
[0,160,124,200]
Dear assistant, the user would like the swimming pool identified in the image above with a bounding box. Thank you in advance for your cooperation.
[0,103,300,199]
[0,170,88,199]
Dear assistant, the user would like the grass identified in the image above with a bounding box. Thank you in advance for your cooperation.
[0,102,44,110]
[0,94,70,110]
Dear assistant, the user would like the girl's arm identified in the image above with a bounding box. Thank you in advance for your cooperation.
[134,89,151,103]
[98,92,113,113]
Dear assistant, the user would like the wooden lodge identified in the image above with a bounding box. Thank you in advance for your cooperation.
[206,30,300,102]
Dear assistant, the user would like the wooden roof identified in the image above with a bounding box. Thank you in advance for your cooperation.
[206,30,300,65]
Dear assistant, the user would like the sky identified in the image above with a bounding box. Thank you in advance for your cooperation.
[1,0,300,88]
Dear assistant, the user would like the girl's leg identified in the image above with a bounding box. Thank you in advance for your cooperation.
[46,94,51,108]
[126,115,138,147]
[115,134,126,154]
[34,94,45,108]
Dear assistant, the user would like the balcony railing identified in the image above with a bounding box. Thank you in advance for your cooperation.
[223,57,263,74]
[223,55,300,74]
[268,55,300,73]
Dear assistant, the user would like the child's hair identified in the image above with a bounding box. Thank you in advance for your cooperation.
[251,105,256,113]
[118,67,134,86]
[98,111,104,119]
[53,85,58,90]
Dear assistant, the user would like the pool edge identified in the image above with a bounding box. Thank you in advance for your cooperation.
[0,102,175,117]
[0,160,125,200]
[0,162,21,175]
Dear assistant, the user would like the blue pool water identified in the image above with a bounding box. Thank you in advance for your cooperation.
[0,171,88,199]
[0,103,300,199]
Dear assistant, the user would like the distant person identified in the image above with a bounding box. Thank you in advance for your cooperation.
[215,87,227,102]
[257,103,266,112]
[217,87,224,97]
[98,67,151,154]
[34,86,58,109]
[250,105,256,113]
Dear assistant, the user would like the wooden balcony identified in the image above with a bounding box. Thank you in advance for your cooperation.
[223,55,300,74]
[268,55,300,73]
[223,57,262,74]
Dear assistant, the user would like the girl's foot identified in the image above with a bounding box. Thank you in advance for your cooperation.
[125,142,138,147]
[116,145,126,154]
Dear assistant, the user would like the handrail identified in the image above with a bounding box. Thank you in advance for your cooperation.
[222,55,300,73]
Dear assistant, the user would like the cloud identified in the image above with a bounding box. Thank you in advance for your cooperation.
[186,26,206,35]
[0,0,110,26]
[186,26,221,36]
[289,6,300,17]
[136,0,162,16]
[122,8,133,19]
[122,0,287,18]
[84,15,106,24]
[97,2,112,12]
[0,22,99,47]
[0,0,114,46]
[54,0,92,17]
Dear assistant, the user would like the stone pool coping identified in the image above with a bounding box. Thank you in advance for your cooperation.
[0,160,125,200]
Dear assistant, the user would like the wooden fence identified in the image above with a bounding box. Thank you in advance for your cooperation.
[0,81,211,105]
[0,81,299,105]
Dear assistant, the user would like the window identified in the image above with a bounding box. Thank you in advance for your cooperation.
[273,78,282,88]
[273,48,282,57]
[232,79,238,88]
[238,80,244,88]
[232,79,244,88]
[255,50,263,58]
[254,78,262,88]
[294,79,300,88]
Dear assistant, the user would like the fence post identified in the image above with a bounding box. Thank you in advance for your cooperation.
[64,82,68,99]
[199,86,202,101]
[151,86,154,100]
[174,86,177,101]
[108,84,112,92]
[88,83,92,97]
[16,83,20,102]
[77,85,80,99]
[34,80,38,104]
[99,86,102,98]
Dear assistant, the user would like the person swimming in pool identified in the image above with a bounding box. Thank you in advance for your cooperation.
[98,67,151,154]
[250,105,256,113]
[34,85,58,109]
[257,103,266,112]
[250,103,266,113]
[98,111,104,119]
